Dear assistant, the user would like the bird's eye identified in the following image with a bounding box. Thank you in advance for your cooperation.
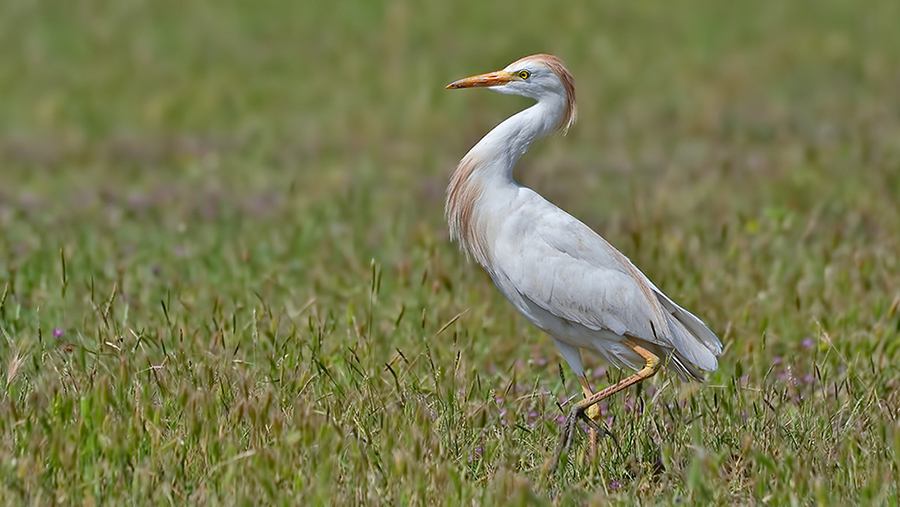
[518,70,530,80]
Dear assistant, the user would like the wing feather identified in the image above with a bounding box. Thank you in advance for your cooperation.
[490,196,721,372]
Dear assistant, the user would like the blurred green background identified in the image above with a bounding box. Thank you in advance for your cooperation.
[1,0,899,504]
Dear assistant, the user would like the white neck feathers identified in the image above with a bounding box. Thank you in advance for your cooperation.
[446,98,566,265]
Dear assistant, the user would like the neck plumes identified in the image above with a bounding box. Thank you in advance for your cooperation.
[446,97,567,266]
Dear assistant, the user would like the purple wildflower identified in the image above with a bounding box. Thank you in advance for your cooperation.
[609,480,621,490]
[53,329,64,339]
[801,337,814,349]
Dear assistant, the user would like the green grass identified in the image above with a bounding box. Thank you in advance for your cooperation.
[2,0,900,504]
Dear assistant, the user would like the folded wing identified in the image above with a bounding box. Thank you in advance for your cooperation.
[491,201,721,376]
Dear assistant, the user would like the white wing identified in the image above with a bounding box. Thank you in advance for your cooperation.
[488,190,722,375]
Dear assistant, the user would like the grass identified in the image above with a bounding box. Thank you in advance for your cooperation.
[1,0,900,504]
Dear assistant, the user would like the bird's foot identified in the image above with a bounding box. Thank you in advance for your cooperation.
[547,406,619,475]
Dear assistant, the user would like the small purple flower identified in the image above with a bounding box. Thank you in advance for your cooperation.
[53,329,64,339]
[608,480,621,490]
[528,411,538,418]
[536,357,548,366]
[801,337,814,349]
[556,415,566,425]
[592,366,607,379]
[773,356,783,365]
[624,398,634,412]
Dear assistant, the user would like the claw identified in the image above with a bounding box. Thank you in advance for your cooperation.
[549,405,621,475]
[580,413,620,453]
[548,407,581,474]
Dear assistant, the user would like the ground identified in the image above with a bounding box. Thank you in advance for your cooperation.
[1,0,899,504]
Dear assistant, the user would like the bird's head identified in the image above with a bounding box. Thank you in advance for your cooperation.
[446,54,576,132]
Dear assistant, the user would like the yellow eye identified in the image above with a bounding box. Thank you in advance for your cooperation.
[518,70,530,80]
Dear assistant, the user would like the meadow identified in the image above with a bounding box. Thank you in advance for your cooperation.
[1,0,899,504]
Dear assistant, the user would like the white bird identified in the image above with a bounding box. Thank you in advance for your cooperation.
[445,54,723,471]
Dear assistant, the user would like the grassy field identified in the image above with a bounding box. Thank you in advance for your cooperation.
[2,0,900,504]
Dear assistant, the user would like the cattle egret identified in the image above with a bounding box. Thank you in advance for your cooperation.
[445,54,723,472]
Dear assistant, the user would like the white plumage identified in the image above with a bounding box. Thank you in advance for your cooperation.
[446,54,722,469]
[446,55,721,377]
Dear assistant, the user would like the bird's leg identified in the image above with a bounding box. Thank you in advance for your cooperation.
[578,375,602,458]
[549,341,660,474]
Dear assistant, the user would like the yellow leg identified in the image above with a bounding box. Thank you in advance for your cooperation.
[578,375,602,457]
[549,341,661,474]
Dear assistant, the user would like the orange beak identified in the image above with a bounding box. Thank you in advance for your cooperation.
[446,71,515,89]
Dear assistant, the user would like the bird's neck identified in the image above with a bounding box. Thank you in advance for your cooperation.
[446,98,565,265]
[469,98,564,180]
